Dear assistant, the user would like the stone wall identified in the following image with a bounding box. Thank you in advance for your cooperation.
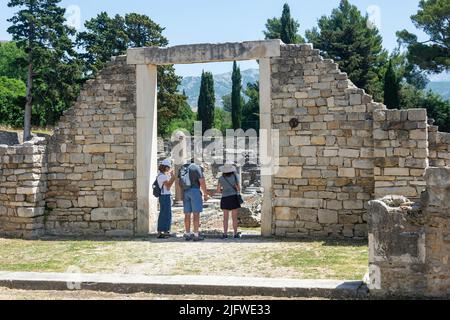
[0,137,48,238]
[44,56,137,236]
[270,44,380,238]
[428,127,450,167]
[368,167,450,298]
[373,108,429,199]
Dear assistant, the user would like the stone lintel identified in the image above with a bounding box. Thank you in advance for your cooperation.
[127,40,281,65]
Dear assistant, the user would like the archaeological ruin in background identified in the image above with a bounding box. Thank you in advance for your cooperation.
[1,39,450,297]
[1,39,449,238]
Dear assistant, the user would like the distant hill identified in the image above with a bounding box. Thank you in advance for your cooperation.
[427,82,450,100]
[179,69,259,108]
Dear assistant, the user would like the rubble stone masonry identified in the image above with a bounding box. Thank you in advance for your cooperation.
[1,43,449,239]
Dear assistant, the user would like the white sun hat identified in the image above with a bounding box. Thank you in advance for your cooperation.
[161,159,172,167]
[219,162,236,174]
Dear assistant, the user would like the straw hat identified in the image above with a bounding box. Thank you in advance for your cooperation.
[219,163,236,174]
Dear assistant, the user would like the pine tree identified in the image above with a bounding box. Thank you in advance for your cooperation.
[7,0,82,140]
[305,0,387,101]
[264,3,305,44]
[197,71,215,133]
[384,60,400,109]
[231,61,242,130]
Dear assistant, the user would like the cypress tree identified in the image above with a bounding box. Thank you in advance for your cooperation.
[231,61,242,130]
[280,4,296,44]
[197,71,215,133]
[384,59,400,109]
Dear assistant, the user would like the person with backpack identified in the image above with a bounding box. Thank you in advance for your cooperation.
[212,163,243,239]
[154,159,176,239]
[179,159,209,241]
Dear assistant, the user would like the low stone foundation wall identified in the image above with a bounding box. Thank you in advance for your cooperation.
[0,137,48,238]
[368,167,450,298]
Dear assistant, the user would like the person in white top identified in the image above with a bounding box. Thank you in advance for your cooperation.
[157,159,176,239]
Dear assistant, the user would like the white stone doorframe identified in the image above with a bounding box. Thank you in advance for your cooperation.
[127,40,281,236]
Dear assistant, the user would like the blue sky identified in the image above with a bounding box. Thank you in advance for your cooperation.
[0,0,446,80]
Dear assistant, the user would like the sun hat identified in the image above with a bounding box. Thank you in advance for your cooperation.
[219,162,236,174]
[161,159,172,167]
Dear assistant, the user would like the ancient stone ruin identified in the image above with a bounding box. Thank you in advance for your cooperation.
[1,40,449,240]
[368,167,450,298]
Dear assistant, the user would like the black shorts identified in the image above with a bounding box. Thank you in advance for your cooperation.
[220,195,241,210]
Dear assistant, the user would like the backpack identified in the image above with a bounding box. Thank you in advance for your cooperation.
[178,164,192,190]
[152,174,162,198]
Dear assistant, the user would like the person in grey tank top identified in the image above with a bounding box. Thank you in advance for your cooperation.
[213,163,241,239]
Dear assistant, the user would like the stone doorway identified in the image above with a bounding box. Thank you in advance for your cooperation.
[126,40,281,236]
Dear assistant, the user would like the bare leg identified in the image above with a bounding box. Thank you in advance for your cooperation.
[184,213,191,234]
[232,209,239,235]
[223,210,229,234]
[193,213,200,234]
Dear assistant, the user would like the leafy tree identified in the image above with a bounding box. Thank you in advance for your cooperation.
[397,0,449,73]
[264,3,305,44]
[400,84,450,132]
[7,0,82,140]
[0,41,27,81]
[384,60,401,109]
[222,94,232,112]
[197,71,215,133]
[305,0,387,101]
[77,13,128,75]
[242,81,260,132]
[231,61,242,129]
[214,108,232,134]
[0,76,26,127]
[77,12,189,136]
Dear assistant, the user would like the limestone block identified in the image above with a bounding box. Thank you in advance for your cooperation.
[343,200,364,210]
[294,92,308,99]
[17,207,45,218]
[318,209,338,224]
[83,144,111,153]
[91,207,134,221]
[384,168,410,176]
[338,149,360,158]
[103,170,124,180]
[407,109,427,121]
[56,199,72,209]
[338,168,356,177]
[290,136,311,146]
[409,129,427,140]
[311,136,326,145]
[276,166,302,178]
[300,146,317,157]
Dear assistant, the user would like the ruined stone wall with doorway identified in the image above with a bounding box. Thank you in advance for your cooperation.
[44,56,138,236]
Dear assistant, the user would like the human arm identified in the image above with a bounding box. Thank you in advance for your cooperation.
[163,171,176,190]
[199,178,209,201]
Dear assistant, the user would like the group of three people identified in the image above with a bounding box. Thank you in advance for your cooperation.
[156,159,242,241]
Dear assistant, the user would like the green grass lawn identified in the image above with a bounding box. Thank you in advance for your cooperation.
[0,237,368,280]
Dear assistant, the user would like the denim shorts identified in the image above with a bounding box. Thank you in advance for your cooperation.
[183,188,203,213]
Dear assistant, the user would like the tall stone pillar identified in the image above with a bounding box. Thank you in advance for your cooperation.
[136,64,158,235]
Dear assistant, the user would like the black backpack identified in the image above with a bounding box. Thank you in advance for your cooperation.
[152,174,162,198]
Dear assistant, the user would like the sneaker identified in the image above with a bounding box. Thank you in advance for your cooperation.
[184,234,192,241]
[222,234,228,239]
[157,233,166,239]
[193,235,205,242]
[233,232,242,239]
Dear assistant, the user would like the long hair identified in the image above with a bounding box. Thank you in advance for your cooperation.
[159,165,170,173]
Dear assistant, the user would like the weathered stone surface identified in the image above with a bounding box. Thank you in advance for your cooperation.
[91,207,134,221]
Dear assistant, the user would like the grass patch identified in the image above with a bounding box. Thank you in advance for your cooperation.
[0,238,368,280]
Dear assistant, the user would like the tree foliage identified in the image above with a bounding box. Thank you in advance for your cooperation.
[384,60,401,109]
[231,61,242,129]
[264,3,305,44]
[77,12,189,136]
[0,41,27,81]
[7,0,83,138]
[305,0,387,101]
[197,71,215,133]
[397,0,449,73]
[241,81,259,132]
[0,76,26,127]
